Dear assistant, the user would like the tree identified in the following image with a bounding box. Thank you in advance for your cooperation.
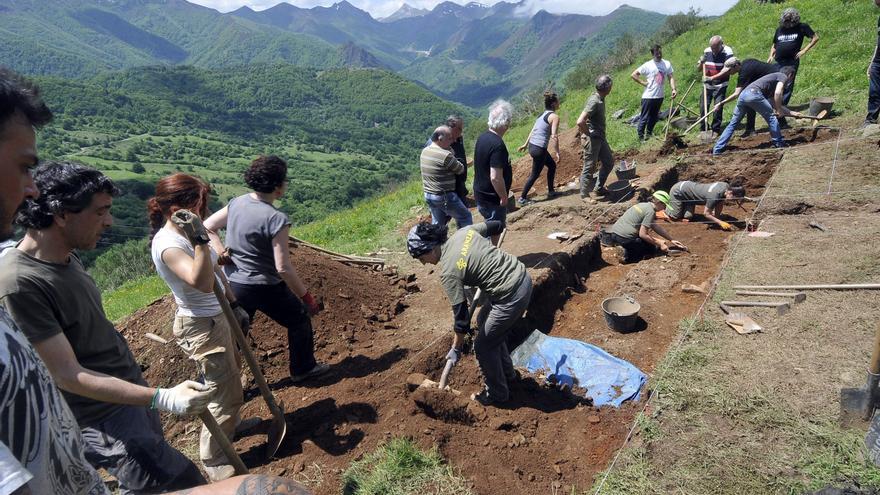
[131,162,145,174]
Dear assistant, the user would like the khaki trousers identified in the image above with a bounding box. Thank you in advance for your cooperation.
[173,313,243,465]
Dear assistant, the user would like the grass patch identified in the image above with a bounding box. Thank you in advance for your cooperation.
[103,274,169,323]
[294,180,427,255]
[341,437,474,495]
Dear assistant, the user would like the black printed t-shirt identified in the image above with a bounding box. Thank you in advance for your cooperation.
[736,59,779,89]
[472,131,512,206]
[772,23,815,62]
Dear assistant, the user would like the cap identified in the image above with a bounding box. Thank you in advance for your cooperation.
[652,190,671,206]
[723,56,740,69]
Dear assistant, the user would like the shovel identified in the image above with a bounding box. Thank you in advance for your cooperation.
[172,211,287,458]
[719,303,762,335]
[840,325,880,426]
[438,228,507,390]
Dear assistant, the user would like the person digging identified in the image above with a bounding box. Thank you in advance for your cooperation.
[661,180,746,231]
[600,191,687,264]
[407,221,532,406]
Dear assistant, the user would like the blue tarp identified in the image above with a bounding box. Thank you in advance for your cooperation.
[510,331,647,408]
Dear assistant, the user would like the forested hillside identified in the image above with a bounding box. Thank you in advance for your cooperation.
[35,64,464,273]
[0,0,342,77]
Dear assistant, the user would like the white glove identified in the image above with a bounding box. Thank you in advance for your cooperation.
[446,347,461,365]
[233,306,250,332]
[155,380,214,415]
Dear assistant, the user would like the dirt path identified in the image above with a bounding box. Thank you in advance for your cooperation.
[118,125,845,494]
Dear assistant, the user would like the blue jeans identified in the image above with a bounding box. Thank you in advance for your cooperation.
[714,89,784,154]
[868,62,880,124]
[477,203,507,229]
[425,192,473,229]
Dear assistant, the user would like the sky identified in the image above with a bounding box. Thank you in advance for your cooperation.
[189,0,739,19]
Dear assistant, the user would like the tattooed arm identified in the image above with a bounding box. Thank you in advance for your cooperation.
[170,475,312,495]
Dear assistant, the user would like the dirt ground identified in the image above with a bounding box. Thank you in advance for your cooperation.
[117,122,849,494]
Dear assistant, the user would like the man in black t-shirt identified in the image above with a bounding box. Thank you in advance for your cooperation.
[473,100,514,245]
[866,0,880,126]
[768,8,818,124]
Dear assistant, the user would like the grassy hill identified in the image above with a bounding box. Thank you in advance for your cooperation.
[505,0,875,155]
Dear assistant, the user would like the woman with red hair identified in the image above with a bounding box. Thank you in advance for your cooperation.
[148,173,256,482]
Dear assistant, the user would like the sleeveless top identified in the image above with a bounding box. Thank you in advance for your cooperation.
[528,110,554,148]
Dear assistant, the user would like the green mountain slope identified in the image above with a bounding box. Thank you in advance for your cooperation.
[507,0,875,154]
[0,0,342,77]
[35,64,464,259]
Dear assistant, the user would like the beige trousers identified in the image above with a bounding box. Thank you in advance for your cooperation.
[173,313,243,465]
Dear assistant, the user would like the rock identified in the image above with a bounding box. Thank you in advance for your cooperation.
[587,415,601,424]
[512,433,527,447]
[681,283,706,294]
[528,473,537,482]
[293,461,304,473]
[405,282,421,293]
[862,124,880,138]
[554,464,562,475]
[338,292,351,300]
[612,109,626,120]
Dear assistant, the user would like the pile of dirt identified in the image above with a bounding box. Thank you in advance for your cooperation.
[676,151,781,194]
[656,133,688,158]
[118,245,413,440]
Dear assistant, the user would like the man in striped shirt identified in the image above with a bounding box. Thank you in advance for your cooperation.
[698,36,734,135]
[421,126,472,229]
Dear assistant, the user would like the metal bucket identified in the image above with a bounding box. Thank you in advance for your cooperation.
[808,97,834,117]
[606,180,634,202]
[601,295,641,333]
[615,160,637,181]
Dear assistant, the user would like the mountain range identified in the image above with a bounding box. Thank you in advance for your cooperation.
[0,0,665,106]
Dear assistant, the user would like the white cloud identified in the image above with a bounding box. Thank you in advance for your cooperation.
[188,0,737,19]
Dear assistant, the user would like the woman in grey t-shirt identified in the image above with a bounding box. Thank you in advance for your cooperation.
[204,156,328,383]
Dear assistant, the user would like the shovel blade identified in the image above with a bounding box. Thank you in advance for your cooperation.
[265,400,287,459]
[840,387,870,427]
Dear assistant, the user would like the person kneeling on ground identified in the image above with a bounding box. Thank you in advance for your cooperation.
[0,161,214,493]
[663,179,746,231]
[712,66,808,155]
[204,155,329,384]
[149,173,262,481]
[407,221,532,406]
[600,191,686,264]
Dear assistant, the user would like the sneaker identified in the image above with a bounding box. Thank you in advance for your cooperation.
[203,463,236,482]
[739,130,754,139]
[546,191,560,199]
[517,197,534,206]
[506,369,521,383]
[471,390,507,407]
[594,187,609,197]
[290,362,330,383]
[234,417,262,437]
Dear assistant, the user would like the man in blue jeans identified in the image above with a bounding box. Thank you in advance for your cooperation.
[421,125,472,229]
[866,0,880,126]
[713,66,807,155]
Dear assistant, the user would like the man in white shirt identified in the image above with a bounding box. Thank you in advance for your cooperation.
[631,44,677,141]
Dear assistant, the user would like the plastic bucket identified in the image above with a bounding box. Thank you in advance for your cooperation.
[808,97,834,117]
[615,160,637,181]
[602,295,641,333]
[606,180,634,202]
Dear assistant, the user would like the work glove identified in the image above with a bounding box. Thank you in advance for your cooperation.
[232,304,250,332]
[445,347,462,365]
[217,248,233,266]
[171,209,210,245]
[718,221,733,231]
[302,292,321,316]
[154,380,214,415]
